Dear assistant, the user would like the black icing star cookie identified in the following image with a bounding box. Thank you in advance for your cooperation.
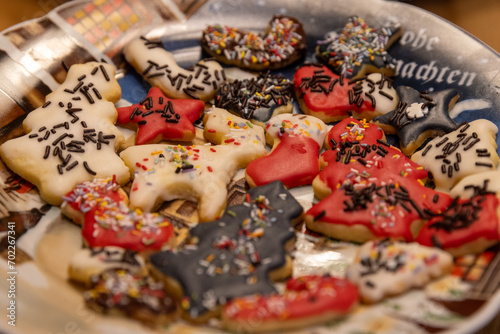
[315,16,402,80]
[373,86,459,155]
[149,181,304,322]
[215,71,294,126]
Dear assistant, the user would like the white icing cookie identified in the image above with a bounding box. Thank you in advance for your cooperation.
[411,119,499,192]
[0,62,130,205]
[347,239,453,304]
[202,107,267,147]
[120,136,267,222]
[124,37,226,101]
[68,247,147,285]
[264,113,328,148]
[450,170,500,199]
[359,73,400,115]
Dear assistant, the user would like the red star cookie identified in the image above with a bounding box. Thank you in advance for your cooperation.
[117,87,204,145]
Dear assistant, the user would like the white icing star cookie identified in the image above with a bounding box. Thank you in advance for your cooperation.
[120,114,267,222]
[347,239,453,304]
[124,37,226,101]
[412,119,499,192]
[0,62,130,205]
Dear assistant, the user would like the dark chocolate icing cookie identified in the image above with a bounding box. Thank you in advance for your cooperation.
[202,15,307,70]
[149,181,303,320]
[215,71,294,125]
[315,16,402,80]
[373,86,459,155]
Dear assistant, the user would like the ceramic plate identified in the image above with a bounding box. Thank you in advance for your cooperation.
[1,0,500,333]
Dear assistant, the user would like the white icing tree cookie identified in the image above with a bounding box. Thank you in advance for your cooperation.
[412,119,499,192]
[0,62,130,205]
[124,37,226,101]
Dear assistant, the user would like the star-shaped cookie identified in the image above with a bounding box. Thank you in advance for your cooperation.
[149,181,303,321]
[373,86,459,155]
[117,87,204,145]
[316,16,402,79]
[0,62,130,205]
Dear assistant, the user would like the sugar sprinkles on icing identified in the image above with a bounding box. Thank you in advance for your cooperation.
[204,16,304,67]
[215,71,294,121]
[317,16,400,77]
[298,69,394,109]
[84,269,177,318]
[31,68,117,175]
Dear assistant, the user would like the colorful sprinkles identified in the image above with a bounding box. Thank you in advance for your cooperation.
[202,15,306,69]
[316,16,401,78]
[215,71,294,122]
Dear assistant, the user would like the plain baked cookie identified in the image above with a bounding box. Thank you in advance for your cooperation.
[149,181,304,323]
[222,275,359,333]
[347,239,453,304]
[294,64,399,123]
[201,15,306,71]
[124,36,226,101]
[0,62,129,206]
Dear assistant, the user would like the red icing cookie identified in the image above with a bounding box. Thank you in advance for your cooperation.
[117,87,204,145]
[416,191,500,257]
[306,118,452,243]
[245,113,327,189]
[307,179,452,242]
[294,64,398,123]
[61,176,127,226]
[62,178,176,253]
[324,117,385,149]
[222,275,358,333]
[246,134,320,189]
[316,118,428,197]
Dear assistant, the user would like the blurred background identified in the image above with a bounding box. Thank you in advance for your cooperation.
[0,0,498,333]
[0,0,499,52]
[0,0,499,51]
